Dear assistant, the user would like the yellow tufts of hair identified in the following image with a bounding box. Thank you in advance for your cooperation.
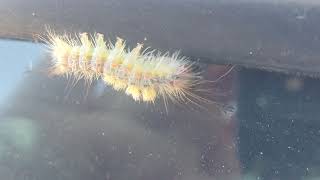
[70,46,80,60]
[52,38,72,63]
[94,33,108,60]
[142,86,157,102]
[113,79,128,91]
[153,67,170,78]
[125,85,141,101]
[129,43,143,59]
[115,37,124,48]
[79,33,93,61]
[110,37,125,66]
[103,74,117,86]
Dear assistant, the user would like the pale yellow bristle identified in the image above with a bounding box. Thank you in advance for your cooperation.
[125,85,141,101]
[113,79,127,90]
[70,46,80,58]
[80,33,91,47]
[79,33,93,60]
[115,37,124,48]
[142,86,157,102]
[130,43,143,58]
[52,38,72,60]
[103,75,116,85]
[94,33,108,59]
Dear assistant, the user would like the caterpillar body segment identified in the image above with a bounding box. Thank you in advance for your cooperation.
[43,30,208,106]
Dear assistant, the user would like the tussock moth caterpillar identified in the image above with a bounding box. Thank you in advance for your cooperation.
[38,28,229,108]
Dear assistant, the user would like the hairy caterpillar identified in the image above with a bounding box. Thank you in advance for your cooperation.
[40,28,214,108]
